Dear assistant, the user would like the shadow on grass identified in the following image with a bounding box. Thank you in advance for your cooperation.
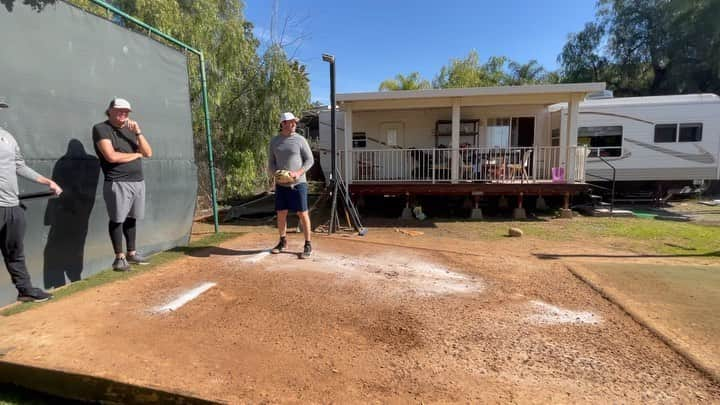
[535,251,720,260]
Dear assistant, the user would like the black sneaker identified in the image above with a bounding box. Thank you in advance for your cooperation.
[112,257,131,272]
[300,242,312,259]
[17,288,53,303]
[271,238,287,254]
[126,253,150,265]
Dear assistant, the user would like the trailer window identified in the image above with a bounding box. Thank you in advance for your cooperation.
[352,132,367,148]
[679,123,702,142]
[654,124,677,143]
[578,126,622,157]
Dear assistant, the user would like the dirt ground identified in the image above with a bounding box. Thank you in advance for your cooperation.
[0,222,719,403]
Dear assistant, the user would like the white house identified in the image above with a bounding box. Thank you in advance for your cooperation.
[314,83,606,215]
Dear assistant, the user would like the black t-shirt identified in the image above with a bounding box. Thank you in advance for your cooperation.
[92,120,143,182]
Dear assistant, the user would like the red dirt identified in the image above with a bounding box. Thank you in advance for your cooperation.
[0,228,718,403]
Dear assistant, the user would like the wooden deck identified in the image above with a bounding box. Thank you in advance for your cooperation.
[349,180,590,197]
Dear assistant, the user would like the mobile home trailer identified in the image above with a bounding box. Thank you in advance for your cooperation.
[315,93,720,194]
[551,93,720,192]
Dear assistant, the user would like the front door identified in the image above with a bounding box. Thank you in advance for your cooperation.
[514,117,535,147]
[380,122,404,148]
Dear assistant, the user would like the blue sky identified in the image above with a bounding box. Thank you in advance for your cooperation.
[243,1,598,105]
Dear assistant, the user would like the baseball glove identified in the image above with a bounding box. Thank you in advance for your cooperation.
[274,169,295,185]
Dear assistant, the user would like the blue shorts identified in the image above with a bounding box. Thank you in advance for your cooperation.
[275,182,308,212]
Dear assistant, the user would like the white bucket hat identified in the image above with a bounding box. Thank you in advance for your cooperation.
[279,112,299,123]
[108,98,132,111]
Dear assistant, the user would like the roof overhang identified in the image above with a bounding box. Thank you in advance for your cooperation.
[337,82,606,111]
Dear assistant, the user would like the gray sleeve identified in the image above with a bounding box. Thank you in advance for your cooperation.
[300,137,314,173]
[15,142,43,182]
[268,137,277,173]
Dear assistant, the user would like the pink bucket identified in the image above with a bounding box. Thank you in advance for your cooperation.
[551,167,565,183]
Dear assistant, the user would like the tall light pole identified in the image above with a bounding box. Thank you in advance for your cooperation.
[320,53,367,236]
[322,53,338,233]
[322,53,336,181]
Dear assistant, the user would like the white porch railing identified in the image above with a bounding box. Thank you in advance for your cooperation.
[344,146,588,183]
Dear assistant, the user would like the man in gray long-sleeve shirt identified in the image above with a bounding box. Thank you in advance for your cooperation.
[268,112,314,259]
[0,99,62,302]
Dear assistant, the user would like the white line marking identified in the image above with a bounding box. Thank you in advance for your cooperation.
[527,300,601,325]
[242,250,270,263]
[152,282,216,313]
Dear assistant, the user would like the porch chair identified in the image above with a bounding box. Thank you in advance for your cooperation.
[483,155,506,182]
[507,149,532,182]
[409,148,432,180]
[356,154,378,181]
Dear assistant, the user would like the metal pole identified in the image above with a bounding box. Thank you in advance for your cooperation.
[88,0,220,233]
[322,54,337,233]
[199,54,219,233]
[323,54,336,181]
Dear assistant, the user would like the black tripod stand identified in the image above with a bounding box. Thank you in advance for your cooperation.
[328,169,367,235]
[321,52,366,236]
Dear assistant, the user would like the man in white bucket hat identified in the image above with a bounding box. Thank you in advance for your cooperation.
[268,111,314,259]
[92,98,153,271]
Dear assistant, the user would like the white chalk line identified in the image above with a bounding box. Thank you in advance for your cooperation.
[152,282,217,313]
[526,300,601,325]
[241,250,271,263]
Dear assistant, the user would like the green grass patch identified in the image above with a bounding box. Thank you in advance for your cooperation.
[438,216,720,257]
[0,232,242,317]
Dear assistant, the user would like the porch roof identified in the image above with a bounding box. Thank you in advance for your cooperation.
[337,82,606,111]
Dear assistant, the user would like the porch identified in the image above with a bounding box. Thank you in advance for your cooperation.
[346,145,588,184]
[324,83,606,216]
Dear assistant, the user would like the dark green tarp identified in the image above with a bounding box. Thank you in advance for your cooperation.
[0,1,197,305]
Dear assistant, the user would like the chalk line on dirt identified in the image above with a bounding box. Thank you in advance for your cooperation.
[241,250,271,263]
[151,282,217,313]
[526,300,601,325]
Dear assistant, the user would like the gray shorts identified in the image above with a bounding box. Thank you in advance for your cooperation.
[103,181,145,223]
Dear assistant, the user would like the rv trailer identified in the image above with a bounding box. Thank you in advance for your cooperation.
[551,93,720,193]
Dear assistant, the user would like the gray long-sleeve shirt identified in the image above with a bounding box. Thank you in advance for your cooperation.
[0,127,43,207]
[268,132,314,186]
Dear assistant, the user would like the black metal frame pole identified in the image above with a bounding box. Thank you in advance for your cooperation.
[323,53,337,233]
[329,66,336,181]
[322,53,336,181]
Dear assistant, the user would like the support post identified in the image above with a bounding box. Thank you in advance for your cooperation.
[451,101,460,183]
[565,94,580,182]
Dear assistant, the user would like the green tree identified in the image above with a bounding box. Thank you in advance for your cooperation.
[598,0,672,95]
[665,0,720,93]
[557,22,609,83]
[378,72,431,91]
[559,0,720,96]
[433,51,510,88]
[507,59,548,85]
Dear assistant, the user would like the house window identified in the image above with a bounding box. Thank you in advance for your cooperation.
[654,124,677,143]
[352,132,367,148]
[487,118,511,148]
[551,128,560,147]
[679,123,702,142]
[578,126,623,157]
